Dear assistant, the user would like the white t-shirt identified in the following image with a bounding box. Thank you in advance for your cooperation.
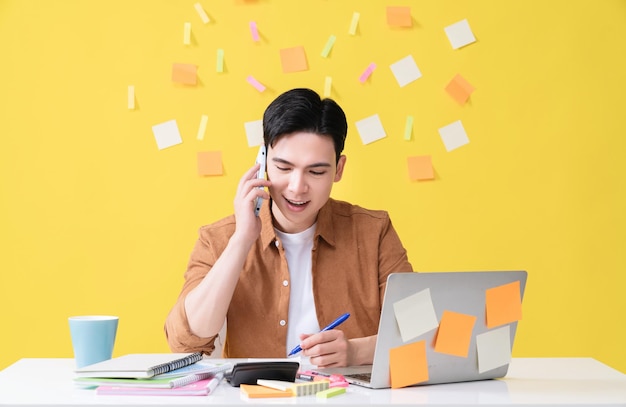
[274,224,321,355]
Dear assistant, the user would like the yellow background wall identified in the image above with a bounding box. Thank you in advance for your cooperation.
[1,1,625,373]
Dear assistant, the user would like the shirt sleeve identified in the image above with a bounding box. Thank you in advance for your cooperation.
[377,215,413,305]
[163,229,221,355]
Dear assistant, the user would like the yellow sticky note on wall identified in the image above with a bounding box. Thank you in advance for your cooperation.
[280,46,308,73]
[197,151,223,176]
[485,280,522,328]
[389,340,429,389]
[172,63,197,85]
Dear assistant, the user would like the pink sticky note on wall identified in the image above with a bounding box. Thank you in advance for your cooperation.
[359,63,376,83]
[246,76,266,92]
[250,21,260,41]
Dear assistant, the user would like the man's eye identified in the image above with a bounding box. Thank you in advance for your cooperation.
[276,166,291,172]
[310,170,326,176]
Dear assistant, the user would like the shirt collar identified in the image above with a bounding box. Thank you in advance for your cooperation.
[258,199,337,249]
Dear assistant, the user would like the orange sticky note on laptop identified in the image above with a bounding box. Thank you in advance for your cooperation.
[485,280,522,328]
[389,340,429,389]
[434,310,476,357]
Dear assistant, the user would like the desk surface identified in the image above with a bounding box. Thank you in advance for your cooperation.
[0,358,625,407]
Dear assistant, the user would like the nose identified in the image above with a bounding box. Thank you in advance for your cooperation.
[288,170,308,194]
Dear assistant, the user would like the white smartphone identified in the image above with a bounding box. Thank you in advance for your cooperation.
[254,144,266,217]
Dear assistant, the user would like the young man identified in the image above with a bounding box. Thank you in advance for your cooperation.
[165,88,412,367]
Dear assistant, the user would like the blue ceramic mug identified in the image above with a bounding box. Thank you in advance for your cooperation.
[68,315,118,368]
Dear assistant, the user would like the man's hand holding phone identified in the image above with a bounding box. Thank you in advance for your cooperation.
[254,145,267,217]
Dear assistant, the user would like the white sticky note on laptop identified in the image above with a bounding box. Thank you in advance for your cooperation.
[476,325,511,373]
[393,288,439,343]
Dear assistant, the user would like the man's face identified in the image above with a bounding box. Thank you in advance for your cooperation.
[267,131,346,233]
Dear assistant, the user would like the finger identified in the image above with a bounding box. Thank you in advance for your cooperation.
[236,164,261,196]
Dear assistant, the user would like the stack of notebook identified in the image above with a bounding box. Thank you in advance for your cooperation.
[73,352,232,396]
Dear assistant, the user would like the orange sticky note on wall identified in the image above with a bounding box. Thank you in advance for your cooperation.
[172,63,198,85]
[407,155,434,181]
[386,6,412,27]
[280,46,308,73]
[445,74,475,104]
[197,151,223,176]
[389,340,429,389]
[434,310,476,357]
[485,280,522,328]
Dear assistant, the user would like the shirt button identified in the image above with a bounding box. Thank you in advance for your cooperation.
[279,320,286,326]
[282,280,289,287]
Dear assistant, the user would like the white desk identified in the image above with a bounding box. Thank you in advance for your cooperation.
[0,358,625,407]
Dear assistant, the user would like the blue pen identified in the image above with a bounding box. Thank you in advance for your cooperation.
[287,313,351,357]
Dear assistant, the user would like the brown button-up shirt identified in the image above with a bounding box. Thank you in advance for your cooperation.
[164,198,413,357]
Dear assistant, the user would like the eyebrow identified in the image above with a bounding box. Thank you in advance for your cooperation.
[271,157,332,169]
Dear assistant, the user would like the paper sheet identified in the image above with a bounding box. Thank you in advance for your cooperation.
[476,325,511,373]
[197,151,223,176]
[172,63,197,85]
[152,120,183,150]
[392,288,439,342]
[386,6,412,27]
[389,340,429,388]
[390,55,421,88]
[438,120,469,152]
[244,120,263,147]
[280,46,308,73]
[444,19,476,49]
[355,114,386,145]
[434,310,476,357]
[445,74,475,104]
[407,155,434,181]
[485,280,522,328]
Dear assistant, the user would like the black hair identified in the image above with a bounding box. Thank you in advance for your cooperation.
[263,88,347,163]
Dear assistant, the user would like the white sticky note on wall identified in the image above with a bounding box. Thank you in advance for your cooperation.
[127,85,135,110]
[355,114,386,145]
[438,120,469,152]
[393,288,439,343]
[196,114,208,140]
[390,55,422,88]
[476,325,511,373]
[244,119,263,147]
[194,3,210,24]
[444,19,476,49]
[152,119,183,150]
[183,22,191,45]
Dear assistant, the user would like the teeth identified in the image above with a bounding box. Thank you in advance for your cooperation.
[287,199,307,206]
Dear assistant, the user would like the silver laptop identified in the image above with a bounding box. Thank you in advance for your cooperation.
[313,271,528,389]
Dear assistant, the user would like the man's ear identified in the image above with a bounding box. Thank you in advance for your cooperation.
[334,155,347,182]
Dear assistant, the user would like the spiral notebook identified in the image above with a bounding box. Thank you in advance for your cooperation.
[96,378,217,396]
[74,362,233,388]
[74,352,203,378]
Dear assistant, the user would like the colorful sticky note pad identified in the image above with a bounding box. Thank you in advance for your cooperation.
[355,114,386,145]
[444,19,476,49]
[393,288,439,343]
[445,74,475,104]
[485,280,522,328]
[438,120,469,152]
[172,63,197,85]
[407,156,434,181]
[389,340,429,389]
[476,325,511,373]
[434,311,476,357]
[280,46,308,73]
[386,6,412,27]
[390,55,422,87]
[197,151,222,176]
[152,120,182,150]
